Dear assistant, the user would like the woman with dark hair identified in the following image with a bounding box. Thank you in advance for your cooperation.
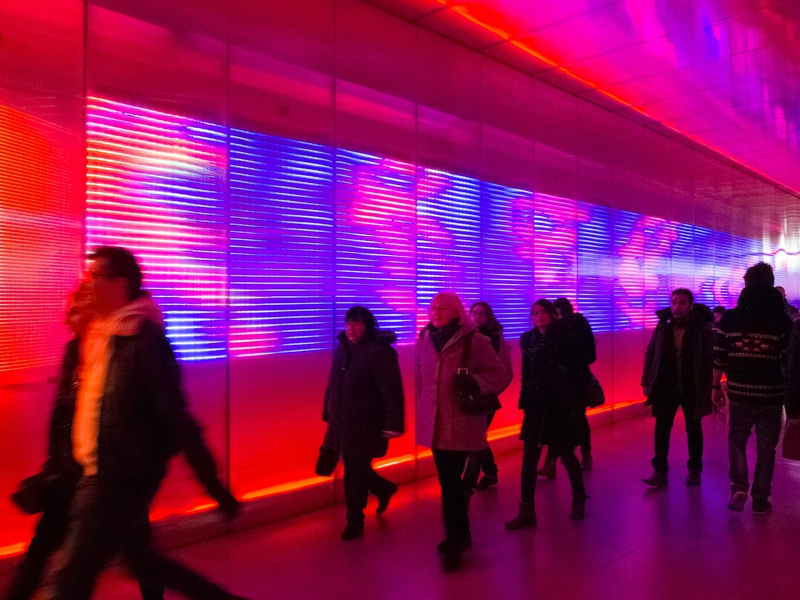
[322,306,405,541]
[537,297,597,475]
[506,299,589,530]
[462,301,513,492]
[416,292,510,572]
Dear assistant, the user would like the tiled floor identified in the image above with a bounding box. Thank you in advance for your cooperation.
[89,410,800,599]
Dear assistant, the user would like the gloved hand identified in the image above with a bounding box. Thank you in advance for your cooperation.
[453,372,481,399]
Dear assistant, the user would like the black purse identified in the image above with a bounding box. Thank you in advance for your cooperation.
[454,332,502,415]
[583,373,605,408]
[314,446,339,477]
[11,472,61,515]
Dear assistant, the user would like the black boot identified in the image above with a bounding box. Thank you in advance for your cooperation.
[505,501,537,530]
[537,455,557,478]
[570,493,586,520]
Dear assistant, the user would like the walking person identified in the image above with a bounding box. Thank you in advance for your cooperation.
[416,292,510,572]
[321,306,405,541]
[48,246,245,600]
[506,299,589,530]
[640,289,715,487]
[462,301,513,492]
[537,297,597,477]
[714,263,792,513]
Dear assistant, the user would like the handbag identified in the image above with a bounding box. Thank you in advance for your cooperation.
[11,472,58,515]
[583,373,605,408]
[782,420,800,461]
[314,446,339,477]
[454,331,502,415]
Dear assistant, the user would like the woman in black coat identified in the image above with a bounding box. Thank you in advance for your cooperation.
[506,299,589,530]
[322,306,405,540]
[538,297,597,475]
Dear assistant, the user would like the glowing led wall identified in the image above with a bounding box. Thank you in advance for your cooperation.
[3,0,800,561]
[84,97,764,356]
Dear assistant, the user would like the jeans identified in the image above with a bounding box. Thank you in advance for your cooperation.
[432,450,470,540]
[7,489,71,600]
[342,455,395,524]
[652,396,703,475]
[53,477,239,600]
[462,412,497,490]
[728,401,783,500]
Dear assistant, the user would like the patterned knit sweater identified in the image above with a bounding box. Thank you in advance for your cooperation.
[713,285,792,405]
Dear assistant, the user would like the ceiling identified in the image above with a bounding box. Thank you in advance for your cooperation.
[366,0,800,198]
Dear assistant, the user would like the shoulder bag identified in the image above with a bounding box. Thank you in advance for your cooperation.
[454,331,502,415]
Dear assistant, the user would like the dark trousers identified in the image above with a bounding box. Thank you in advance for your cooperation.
[7,493,71,600]
[520,441,584,503]
[432,450,470,540]
[577,410,591,452]
[53,476,238,600]
[652,395,703,475]
[728,401,783,500]
[462,412,498,489]
[342,455,395,524]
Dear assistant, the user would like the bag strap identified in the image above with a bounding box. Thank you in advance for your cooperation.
[458,331,476,375]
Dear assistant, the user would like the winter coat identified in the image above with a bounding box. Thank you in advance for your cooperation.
[322,330,405,458]
[416,322,511,450]
[49,299,228,499]
[518,323,588,444]
[641,303,714,419]
[566,313,596,366]
[715,286,792,405]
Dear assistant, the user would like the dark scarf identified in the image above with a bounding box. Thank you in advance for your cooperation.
[525,326,548,358]
[429,318,461,354]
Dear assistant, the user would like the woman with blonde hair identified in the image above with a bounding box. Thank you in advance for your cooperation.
[416,292,511,572]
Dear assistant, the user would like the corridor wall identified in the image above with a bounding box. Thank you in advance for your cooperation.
[1,0,798,556]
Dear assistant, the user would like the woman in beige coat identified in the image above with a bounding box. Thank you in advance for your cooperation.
[416,292,510,572]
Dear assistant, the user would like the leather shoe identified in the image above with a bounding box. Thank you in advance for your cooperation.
[436,532,471,555]
[476,475,498,490]
[642,471,667,487]
[376,482,398,515]
[340,522,364,540]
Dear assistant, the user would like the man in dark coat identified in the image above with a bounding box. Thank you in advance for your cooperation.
[641,288,714,487]
[323,306,405,541]
[46,246,244,600]
[714,262,792,514]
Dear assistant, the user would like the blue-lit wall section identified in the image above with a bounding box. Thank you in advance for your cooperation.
[334,152,417,341]
[85,97,228,361]
[85,97,770,359]
[229,130,334,356]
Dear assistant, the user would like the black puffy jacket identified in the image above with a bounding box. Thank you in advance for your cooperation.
[322,330,405,458]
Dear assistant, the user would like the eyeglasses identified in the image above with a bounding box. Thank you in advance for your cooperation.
[89,271,115,280]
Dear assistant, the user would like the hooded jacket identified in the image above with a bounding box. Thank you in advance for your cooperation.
[50,294,228,497]
[322,329,405,458]
[642,303,715,419]
[715,286,792,405]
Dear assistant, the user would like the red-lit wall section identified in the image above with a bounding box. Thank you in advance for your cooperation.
[1,0,799,558]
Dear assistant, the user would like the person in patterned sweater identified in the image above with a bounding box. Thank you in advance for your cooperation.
[713,262,792,515]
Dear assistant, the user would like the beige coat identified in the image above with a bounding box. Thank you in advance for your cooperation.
[416,324,512,450]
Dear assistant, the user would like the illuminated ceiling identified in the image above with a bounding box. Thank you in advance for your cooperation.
[366,0,800,197]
